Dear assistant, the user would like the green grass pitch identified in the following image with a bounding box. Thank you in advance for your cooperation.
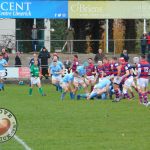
[0,84,150,150]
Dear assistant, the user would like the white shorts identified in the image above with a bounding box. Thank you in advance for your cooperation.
[74,77,84,84]
[137,78,140,86]
[113,76,122,85]
[124,76,134,87]
[138,78,149,88]
[31,77,41,85]
[52,75,62,82]
[0,70,5,79]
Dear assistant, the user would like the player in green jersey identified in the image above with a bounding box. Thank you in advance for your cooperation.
[29,60,46,96]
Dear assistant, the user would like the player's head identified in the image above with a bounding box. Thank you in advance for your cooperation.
[133,57,139,64]
[53,60,57,66]
[0,53,3,59]
[88,58,93,64]
[53,55,58,62]
[103,56,108,63]
[74,55,78,61]
[98,60,103,66]
[112,57,118,63]
[119,57,125,64]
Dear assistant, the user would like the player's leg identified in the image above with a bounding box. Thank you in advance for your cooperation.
[60,83,69,100]
[29,78,34,95]
[37,78,45,96]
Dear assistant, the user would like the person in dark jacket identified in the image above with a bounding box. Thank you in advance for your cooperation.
[120,49,129,62]
[38,47,50,78]
[94,49,105,63]
[15,52,22,67]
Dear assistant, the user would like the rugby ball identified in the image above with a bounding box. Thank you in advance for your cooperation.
[0,118,11,135]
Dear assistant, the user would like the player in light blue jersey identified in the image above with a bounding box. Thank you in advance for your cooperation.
[50,55,65,70]
[60,73,74,100]
[87,77,111,100]
[73,66,88,95]
[0,53,8,91]
[77,77,111,100]
[49,60,63,92]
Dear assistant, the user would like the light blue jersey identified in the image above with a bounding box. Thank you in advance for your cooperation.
[50,61,64,69]
[77,65,86,77]
[62,73,74,83]
[50,64,62,77]
[0,59,7,70]
[94,78,111,89]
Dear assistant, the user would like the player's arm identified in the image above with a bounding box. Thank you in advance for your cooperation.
[30,66,34,77]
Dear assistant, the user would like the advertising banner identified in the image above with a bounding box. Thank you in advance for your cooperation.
[4,67,30,78]
[69,1,150,19]
[0,0,68,18]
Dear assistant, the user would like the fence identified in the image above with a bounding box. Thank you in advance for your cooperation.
[0,38,148,54]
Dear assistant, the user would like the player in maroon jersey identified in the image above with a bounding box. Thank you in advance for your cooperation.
[111,57,121,102]
[71,55,79,72]
[137,55,150,106]
[85,58,96,92]
[103,57,112,77]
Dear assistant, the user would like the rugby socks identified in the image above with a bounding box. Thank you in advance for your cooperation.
[114,89,120,98]
[143,92,148,104]
[124,92,130,100]
[38,88,43,95]
[139,93,143,103]
[29,88,33,95]
[61,92,66,100]
[70,92,75,100]
[0,83,3,90]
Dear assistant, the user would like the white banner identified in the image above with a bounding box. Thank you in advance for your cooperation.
[3,67,30,78]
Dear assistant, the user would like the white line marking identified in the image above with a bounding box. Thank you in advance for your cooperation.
[14,135,32,150]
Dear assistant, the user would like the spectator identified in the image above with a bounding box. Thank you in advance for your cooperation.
[63,56,72,73]
[147,32,150,52]
[15,52,22,67]
[141,33,147,55]
[31,24,38,52]
[94,49,105,63]
[1,48,9,62]
[71,55,79,72]
[29,53,40,67]
[120,49,129,62]
[66,26,75,53]
[38,47,50,78]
